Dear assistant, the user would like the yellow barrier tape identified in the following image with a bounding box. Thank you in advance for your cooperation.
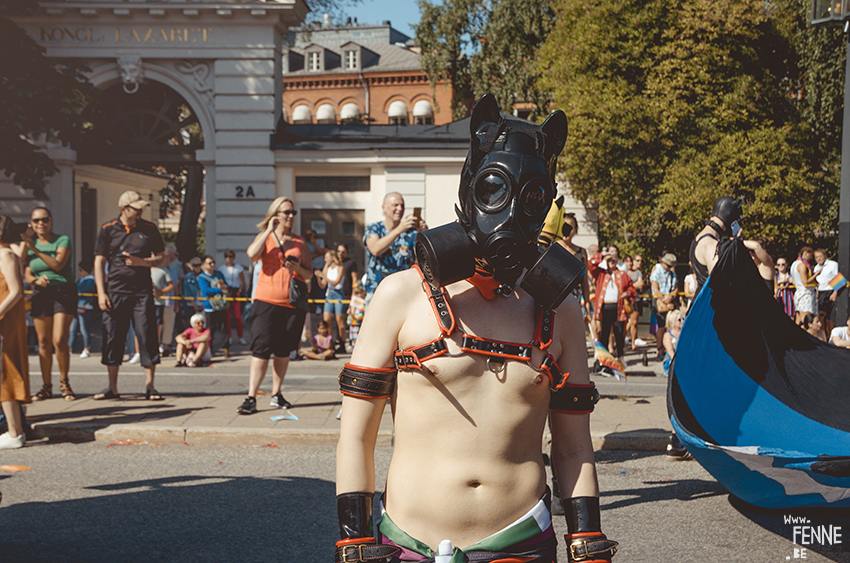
[29,291,351,305]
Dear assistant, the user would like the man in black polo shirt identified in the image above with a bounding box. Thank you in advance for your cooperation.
[93,191,166,401]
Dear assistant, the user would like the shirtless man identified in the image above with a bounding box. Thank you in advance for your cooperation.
[335,95,616,563]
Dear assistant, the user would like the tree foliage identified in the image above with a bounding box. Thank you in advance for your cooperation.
[415,0,555,120]
[537,0,845,260]
[0,0,97,198]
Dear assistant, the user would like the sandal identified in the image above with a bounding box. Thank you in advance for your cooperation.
[60,380,76,401]
[93,388,121,401]
[32,384,52,401]
[145,388,164,401]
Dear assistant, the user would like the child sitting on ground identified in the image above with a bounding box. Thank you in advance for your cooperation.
[302,320,335,360]
[346,284,366,348]
[175,313,212,367]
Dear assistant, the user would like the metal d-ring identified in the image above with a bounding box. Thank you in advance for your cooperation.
[487,357,506,373]
[441,336,465,357]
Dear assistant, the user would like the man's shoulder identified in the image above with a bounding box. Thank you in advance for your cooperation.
[99,218,122,232]
[137,218,160,234]
[364,221,385,235]
[374,268,421,295]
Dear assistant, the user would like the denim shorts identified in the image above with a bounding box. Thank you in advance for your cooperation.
[323,287,346,316]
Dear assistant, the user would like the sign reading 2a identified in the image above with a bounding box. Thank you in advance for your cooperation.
[235,186,255,198]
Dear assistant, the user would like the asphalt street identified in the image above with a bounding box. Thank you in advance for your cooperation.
[1,442,848,563]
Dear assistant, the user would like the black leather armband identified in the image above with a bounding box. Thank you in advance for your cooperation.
[337,492,374,540]
[339,364,397,399]
[564,497,618,562]
[550,382,599,413]
[565,496,601,534]
[335,492,401,563]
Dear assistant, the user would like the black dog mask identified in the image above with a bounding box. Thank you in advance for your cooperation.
[415,95,583,310]
[456,94,568,286]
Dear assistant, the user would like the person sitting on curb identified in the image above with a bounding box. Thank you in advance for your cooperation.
[174,313,212,367]
[301,320,336,361]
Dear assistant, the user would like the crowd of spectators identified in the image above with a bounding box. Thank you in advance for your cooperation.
[2,189,848,444]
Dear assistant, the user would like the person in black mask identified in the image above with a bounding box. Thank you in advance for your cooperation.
[689,196,774,296]
[334,95,617,563]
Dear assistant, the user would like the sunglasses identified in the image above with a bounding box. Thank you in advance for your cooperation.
[31,217,50,224]
[191,263,202,268]
[278,210,297,216]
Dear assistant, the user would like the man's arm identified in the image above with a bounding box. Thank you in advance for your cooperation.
[336,273,410,494]
[550,296,598,500]
[124,251,165,268]
[797,261,817,286]
[831,330,850,348]
[743,240,774,281]
[551,297,617,561]
[365,216,418,257]
[696,237,720,277]
[334,273,413,562]
[94,255,110,311]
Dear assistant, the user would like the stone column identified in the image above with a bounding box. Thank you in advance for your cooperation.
[43,145,77,243]
[211,56,278,259]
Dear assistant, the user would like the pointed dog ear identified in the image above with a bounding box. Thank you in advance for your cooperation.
[470,93,502,134]
[541,110,567,157]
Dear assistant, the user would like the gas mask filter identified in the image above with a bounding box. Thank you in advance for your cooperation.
[415,94,585,310]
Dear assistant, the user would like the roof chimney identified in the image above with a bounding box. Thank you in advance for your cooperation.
[322,13,331,27]
[382,20,391,26]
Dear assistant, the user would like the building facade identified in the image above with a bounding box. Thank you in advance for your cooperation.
[3,1,596,274]
[282,20,453,127]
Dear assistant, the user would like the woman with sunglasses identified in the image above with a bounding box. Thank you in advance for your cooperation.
[237,198,312,415]
[22,207,77,401]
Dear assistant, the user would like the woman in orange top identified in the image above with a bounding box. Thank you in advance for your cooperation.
[236,197,313,415]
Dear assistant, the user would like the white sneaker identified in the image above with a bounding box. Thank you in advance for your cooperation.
[128,353,141,364]
[0,432,24,449]
[80,349,91,359]
[634,338,647,346]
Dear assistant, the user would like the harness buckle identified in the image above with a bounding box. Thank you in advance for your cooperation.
[569,540,590,561]
[341,545,364,563]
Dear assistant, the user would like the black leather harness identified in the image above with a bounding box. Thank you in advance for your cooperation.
[339,265,599,413]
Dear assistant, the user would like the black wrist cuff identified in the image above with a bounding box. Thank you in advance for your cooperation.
[565,496,601,534]
[337,492,374,540]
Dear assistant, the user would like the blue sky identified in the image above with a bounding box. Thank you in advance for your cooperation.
[341,0,424,39]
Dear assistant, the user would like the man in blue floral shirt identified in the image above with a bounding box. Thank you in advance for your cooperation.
[363,192,426,306]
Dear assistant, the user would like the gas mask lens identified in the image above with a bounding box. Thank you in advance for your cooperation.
[474,173,509,210]
[520,180,551,217]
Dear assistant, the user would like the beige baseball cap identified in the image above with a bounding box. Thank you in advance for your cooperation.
[118,190,150,210]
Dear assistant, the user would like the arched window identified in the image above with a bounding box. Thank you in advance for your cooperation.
[316,104,336,124]
[388,100,408,125]
[291,105,312,124]
[412,100,434,125]
[340,103,361,122]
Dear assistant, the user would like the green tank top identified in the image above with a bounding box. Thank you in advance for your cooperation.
[28,234,73,285]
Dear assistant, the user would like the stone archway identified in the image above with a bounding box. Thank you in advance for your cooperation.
[77,81,205,259]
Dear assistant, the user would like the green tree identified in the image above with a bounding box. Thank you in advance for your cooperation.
[537,0,844,260]
[0,0,97,198]
[415,0,555,120]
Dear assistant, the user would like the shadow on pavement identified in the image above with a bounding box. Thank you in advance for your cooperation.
[0,474,337,563]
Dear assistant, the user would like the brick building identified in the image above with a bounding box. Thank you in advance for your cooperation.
[282,19,453,126]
